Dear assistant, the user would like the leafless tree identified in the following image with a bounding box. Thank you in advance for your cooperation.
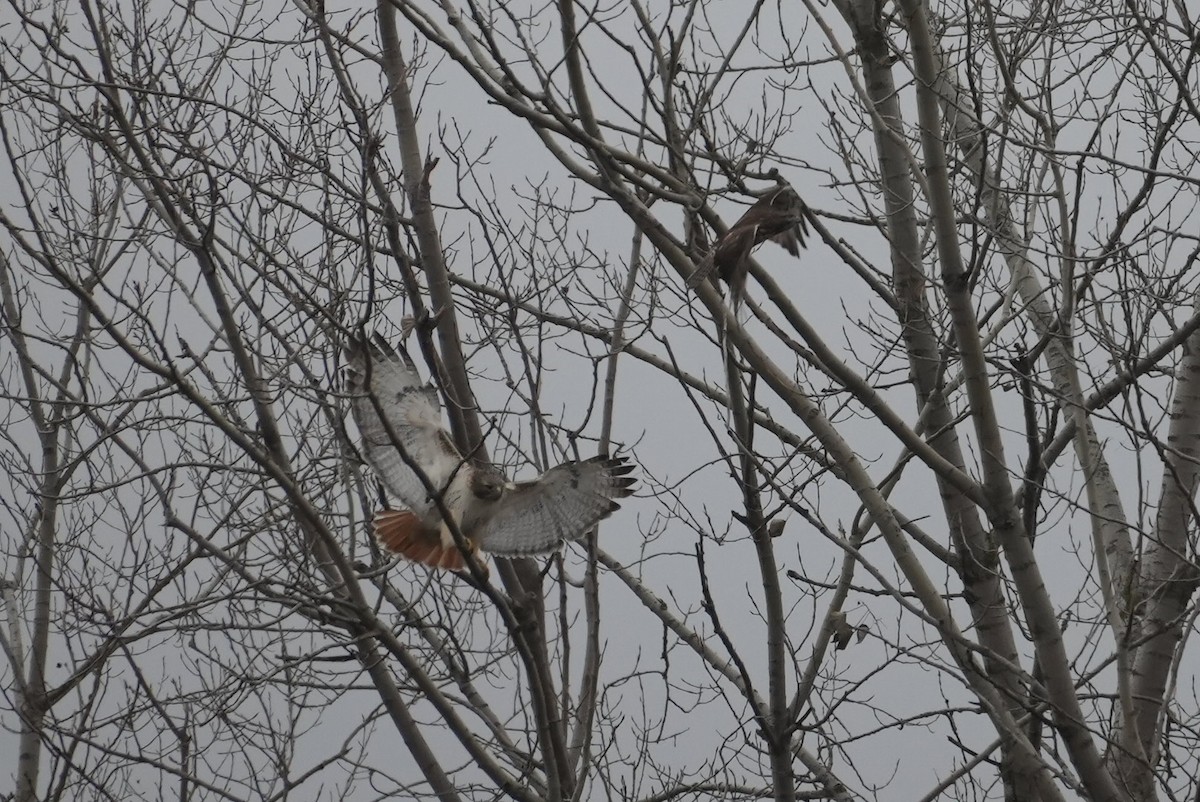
[2,1,1199,801]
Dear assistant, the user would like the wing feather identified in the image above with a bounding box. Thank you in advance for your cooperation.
[475,455,637,556]
[712,224,759,282]
[685,251,718,289]
[345,335,461,513]
[769,225,803,257]
[766,194,809,257]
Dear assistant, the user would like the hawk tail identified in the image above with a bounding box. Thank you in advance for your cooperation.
[373,509,474,572]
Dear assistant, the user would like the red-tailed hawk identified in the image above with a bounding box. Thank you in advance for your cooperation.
[686,181,810,306]
[346,334,637,571]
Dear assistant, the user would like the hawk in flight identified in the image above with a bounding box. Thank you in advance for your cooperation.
[686,180,810,306]
[346,334,637,571]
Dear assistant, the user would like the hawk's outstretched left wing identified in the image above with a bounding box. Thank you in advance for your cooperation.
[474,455,637,556]
[345,335,462,513]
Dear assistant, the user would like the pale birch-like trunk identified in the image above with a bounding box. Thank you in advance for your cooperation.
[898,1,1125,798]
[829,1,1042,797]
[921,34,1163,799]
[0,265,88,802]
[1111,292,1200,798]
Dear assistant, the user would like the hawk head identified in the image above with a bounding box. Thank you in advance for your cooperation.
[471,469,506,501]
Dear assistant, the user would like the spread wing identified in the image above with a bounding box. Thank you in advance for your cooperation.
[345,334,461,513]
[475,455,637,556]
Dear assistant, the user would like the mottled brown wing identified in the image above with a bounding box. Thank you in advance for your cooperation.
[712,223,760,282]
[474,455,637,556]
[688,182,809,290]
[768,221,807,257]
[764,187,810,256]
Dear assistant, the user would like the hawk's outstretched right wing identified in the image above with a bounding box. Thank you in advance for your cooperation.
[345,335,461,514]
[475,455,637,556]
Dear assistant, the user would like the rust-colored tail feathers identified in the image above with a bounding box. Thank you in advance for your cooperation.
[373,509,477,572]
